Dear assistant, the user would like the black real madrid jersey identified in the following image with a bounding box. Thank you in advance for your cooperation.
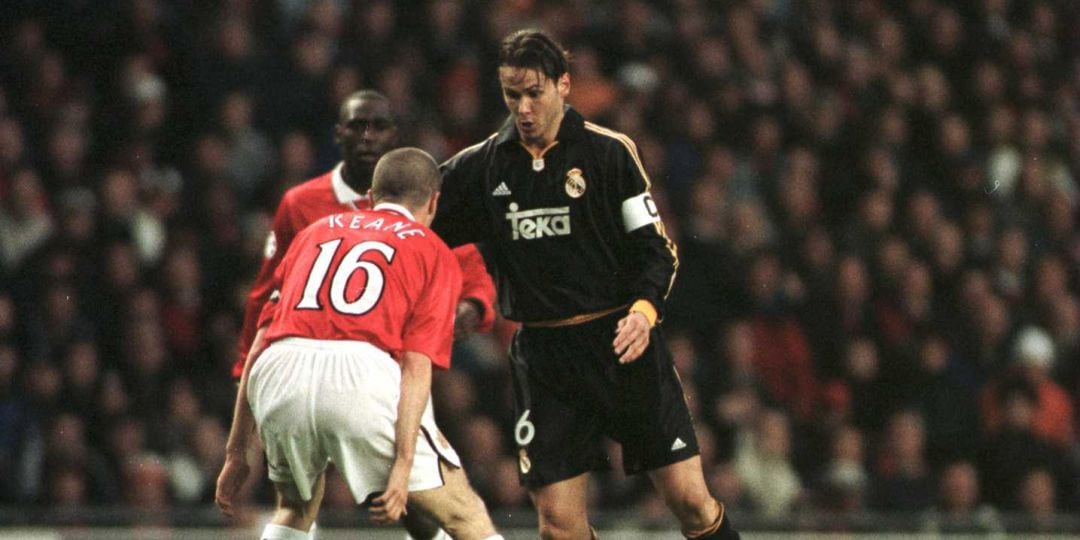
[432,107,677,323]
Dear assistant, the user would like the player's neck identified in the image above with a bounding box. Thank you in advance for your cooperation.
[341,163,374,193]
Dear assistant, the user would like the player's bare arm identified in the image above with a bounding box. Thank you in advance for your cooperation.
[217,325,269,516]
[370,349,432,525]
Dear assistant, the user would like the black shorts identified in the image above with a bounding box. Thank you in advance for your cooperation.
[509,310,699,488]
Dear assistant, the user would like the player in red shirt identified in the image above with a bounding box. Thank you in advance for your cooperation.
[216,148,503,540]
[234,89,495,379]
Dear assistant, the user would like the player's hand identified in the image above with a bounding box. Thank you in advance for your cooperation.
[613,311,651,364]
[453,300,482,340]
[370,463,410,525]
[215,451,251,517]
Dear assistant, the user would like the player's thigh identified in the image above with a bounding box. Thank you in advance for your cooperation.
[408,460,496,540]
[646,455,712,511]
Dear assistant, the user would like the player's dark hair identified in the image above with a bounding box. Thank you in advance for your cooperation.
[498,29,571,80]
[371,147,441,208]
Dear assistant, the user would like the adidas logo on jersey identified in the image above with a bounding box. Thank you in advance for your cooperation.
[671,438,687,451]
[492,182,512,197]
[506,202,571,240]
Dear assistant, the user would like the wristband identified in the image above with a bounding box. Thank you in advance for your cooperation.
[629,299,657,327]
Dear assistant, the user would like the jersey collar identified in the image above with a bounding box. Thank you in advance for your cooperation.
[331,162,368,205]
[494,105,585,146]
[372,202,417,222]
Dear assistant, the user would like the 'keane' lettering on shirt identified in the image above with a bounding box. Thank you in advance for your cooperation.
[327,213,426,239]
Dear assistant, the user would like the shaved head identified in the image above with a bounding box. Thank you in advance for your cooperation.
[338,89,391,123]
[371,147,441,208]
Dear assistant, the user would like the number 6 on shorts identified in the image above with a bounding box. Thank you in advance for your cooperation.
[515,409,535,446]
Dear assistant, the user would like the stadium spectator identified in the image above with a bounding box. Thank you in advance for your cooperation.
[733,408,803,517]
[922,461,1002,534]
[0,167,54,274]
[977,379,1070,512]
[813,423,868,512]
[979,326,1075,448]
[870,409,934,512]
[908,334,980,464]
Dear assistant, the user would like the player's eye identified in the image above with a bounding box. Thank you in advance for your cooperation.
[349,119,393,131]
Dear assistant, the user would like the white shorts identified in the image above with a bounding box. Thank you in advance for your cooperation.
[247,338,461,504]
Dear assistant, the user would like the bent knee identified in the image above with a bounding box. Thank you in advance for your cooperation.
[537,508,590,540]
[668,490,718,529]
[440,491,497,539]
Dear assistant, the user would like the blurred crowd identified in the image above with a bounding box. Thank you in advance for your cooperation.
[0,0,1078,532]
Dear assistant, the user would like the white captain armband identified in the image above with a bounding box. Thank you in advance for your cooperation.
[621,192,661,232]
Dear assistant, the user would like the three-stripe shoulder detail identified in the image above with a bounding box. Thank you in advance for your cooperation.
[583,122,652,190]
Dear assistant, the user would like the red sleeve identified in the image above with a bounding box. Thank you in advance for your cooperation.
[452,244,496,332]
[401,244,462,370]
[233,198,301,378]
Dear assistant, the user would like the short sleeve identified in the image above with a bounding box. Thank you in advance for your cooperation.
[401,244,463,369]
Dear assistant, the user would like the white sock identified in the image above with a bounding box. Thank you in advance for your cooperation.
[308,522,317,539]
[405,530,450,540]
[481,535,505,540]
[261,524,309,540]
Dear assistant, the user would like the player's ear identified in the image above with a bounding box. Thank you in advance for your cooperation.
[557,73,570,98]
[366,189,374,202]
[333,123,345,146]
[428,191,440,216]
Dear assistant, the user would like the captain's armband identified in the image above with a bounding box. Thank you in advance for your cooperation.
[621,192,661,232]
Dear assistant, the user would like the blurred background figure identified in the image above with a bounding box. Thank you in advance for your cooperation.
[922,460,1002,534]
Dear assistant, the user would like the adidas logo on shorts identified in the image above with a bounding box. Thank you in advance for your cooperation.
[671,437,687,451]
[492,182,512,197]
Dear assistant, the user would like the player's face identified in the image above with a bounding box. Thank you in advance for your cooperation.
[498,67,570,148]
[335,97,398,175]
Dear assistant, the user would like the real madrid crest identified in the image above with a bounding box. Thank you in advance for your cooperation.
[565,167,586,198]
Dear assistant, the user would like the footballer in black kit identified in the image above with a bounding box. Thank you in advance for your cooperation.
[436,104,698,481]
[435,106,676,324]
[433,28,738,540]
